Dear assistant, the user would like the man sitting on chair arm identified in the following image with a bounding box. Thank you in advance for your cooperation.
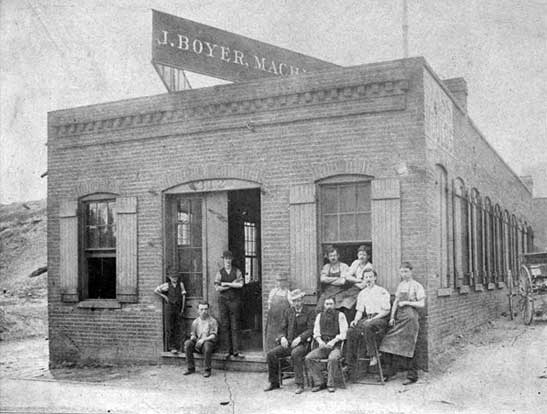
[346,269,391,381]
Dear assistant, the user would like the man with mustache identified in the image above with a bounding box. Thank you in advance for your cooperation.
[305,297,348,393]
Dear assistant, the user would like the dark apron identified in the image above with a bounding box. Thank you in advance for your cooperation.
[265,291,290,351]
[317,265,360,310]
[379,305,420,358]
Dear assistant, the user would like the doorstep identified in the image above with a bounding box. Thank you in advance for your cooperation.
[161,351,267,372]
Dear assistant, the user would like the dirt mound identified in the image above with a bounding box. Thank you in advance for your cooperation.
[0,199,47,340]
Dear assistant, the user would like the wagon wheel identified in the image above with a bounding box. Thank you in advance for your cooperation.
[518,265,534,325]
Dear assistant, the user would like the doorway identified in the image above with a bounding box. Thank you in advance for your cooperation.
[163,185,262,352]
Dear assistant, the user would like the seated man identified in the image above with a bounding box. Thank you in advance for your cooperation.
[305,297,348,393]
[183,301,218,378]
[346,269,391,381]
[264,289,314,394]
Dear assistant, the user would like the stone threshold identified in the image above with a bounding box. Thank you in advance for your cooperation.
[161,351,267,372]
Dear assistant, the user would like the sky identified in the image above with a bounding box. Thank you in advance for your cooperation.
[1,0,546,203]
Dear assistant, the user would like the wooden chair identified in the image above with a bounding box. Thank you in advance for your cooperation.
[354,330,385,385]
[278,355,310,387]
[308,340,347,389]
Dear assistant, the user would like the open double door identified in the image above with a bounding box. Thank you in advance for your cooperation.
[164,186,262,351]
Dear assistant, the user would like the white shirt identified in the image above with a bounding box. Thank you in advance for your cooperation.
[395,279,425,302]
[344,260,374,281]
[355,284,391,315]
[313,312,348,341]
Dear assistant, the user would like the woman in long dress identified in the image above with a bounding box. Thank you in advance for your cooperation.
[379,261,425,385]
[264,274,291,351]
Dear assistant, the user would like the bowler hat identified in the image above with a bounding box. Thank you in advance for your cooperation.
[221,250,233,259]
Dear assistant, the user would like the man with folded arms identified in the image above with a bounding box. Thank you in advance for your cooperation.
[264,289,314,394]
[346,269,391,381]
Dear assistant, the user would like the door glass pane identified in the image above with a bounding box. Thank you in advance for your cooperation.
[340,213,356,240]
[339,185,356,213]
[322,186,338,213]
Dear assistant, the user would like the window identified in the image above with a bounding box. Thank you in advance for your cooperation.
[436,165,450,288]
[453,178,470,286]
[82,197,116,299]
[244,221,259,283]
[320,179,372,264]
[484,198,493,284]
[176,197,203,298]
[470,189,483,285]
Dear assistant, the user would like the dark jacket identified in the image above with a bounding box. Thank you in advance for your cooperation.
[278,306,315,344]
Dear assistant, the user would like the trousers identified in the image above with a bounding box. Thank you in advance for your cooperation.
[165,304,181,351]
[305,345,342,388]
[218,295,241,354]
[184,339,216,371]
[266,343,308,386]
[346,317,388,373]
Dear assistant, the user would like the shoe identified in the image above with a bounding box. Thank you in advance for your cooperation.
[170,349,179,354]
[327,387,335,393]
[378,375,389,382]
[369,356,377,366]
[183,369,195,375]
[203,370,211,378]
[295,386,304,394]
[233,352,245,359]
[402,378,417,385]
[224,352,232,359]
[264,383,280,392]
[311,384,326,392]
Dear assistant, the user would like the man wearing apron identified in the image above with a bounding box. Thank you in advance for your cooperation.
[379,261,425,385]
[315,247,350,316]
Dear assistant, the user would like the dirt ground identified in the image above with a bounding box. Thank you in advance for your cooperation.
[1,318,545,414]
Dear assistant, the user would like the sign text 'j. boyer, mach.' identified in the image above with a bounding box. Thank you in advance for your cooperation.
[151,10,338,89]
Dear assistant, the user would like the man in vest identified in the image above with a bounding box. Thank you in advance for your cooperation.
[305,297,348,392]
[214,250,245,359]
[264,289,315,394]
[154,270,186,354]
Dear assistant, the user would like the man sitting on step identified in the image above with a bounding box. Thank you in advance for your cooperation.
[183,301,218,378]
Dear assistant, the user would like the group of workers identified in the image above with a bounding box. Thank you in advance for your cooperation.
[154,247,425,392]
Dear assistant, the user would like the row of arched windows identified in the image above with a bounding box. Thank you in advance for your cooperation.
[437,165,533,289]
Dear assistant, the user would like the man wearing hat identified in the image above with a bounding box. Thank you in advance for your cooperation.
[265,273,291,351]
[154,269,186,354]
[214,250,244,358]
[264,289,314,394]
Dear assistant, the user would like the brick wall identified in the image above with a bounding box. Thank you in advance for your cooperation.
[48,58,427,365]
[421,63,534,360]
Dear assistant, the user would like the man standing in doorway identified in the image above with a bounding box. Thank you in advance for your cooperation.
[214,250,245,359]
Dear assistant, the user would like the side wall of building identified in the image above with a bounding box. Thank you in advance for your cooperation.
[47,59,430,365]
[531,198,547,251]
[421,65,534,361]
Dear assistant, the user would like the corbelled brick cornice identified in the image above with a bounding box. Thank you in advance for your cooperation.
[51,79,408,139]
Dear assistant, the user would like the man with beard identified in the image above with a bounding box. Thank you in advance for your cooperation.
[264,289,314,394]
[305,297,348,393]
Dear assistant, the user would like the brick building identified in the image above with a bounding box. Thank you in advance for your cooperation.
[47,57,536,369]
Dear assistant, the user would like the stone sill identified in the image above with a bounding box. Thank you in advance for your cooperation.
[437,288,452,297]
[458,285,470,294]
[474,284,484,292]
[77,299,122,309]
[487,283,496,290]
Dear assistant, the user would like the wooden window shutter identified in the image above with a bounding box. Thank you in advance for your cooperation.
[371,179,401,293]
[59,199,79,302]
[289,184,317,303]
[116,196,138,302]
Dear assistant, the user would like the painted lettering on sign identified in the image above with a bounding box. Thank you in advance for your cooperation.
[424,70,454,153]
[156,30,307,76]
[152,10,338,85]
[188,180,226,191]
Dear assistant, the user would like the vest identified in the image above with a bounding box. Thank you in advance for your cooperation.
[319,310,340,341]
[219,267,241,300]
[167,282,182,309]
